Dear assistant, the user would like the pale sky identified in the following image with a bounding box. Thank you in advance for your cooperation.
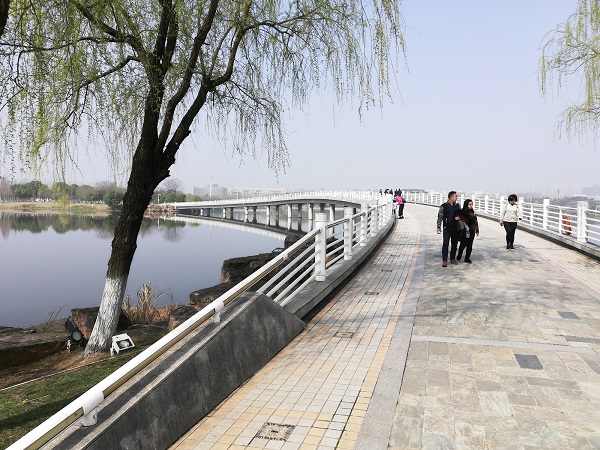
[5,1,599,196]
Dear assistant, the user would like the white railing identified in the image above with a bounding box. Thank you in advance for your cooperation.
[9,192,394,450]
[405,191,600,248]
[167,189,382,209]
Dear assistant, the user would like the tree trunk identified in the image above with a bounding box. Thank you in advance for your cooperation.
[84,138,165,356]
[0,0,9,41]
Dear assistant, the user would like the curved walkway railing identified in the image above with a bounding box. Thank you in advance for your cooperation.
[10,192,394,450]
[405,191,600,251]
[169,190,382,209]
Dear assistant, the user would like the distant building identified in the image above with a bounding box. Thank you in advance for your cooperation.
[228,187,287,199]
[193,184,287,199]
[582,185,600,199]
[193,183,228,199]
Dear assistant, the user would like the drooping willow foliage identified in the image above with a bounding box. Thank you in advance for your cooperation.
[1,0,406,355]
[540,0,600,139]
[0,0,406,180]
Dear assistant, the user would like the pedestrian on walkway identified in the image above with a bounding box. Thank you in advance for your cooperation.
[456,199,479,263]
[499,193,522,249]
[395,189,405,219]
[436,191,461,267]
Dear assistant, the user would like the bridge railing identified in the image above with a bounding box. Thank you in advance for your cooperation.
[10,193,394,450]
[405,191,600,247]
[170,189,382,208]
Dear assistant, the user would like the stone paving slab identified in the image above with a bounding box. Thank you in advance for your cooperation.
[389,204,600,450]
[170,203,600,450]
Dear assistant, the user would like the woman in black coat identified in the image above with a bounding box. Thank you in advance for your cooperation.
[455,199,479,263]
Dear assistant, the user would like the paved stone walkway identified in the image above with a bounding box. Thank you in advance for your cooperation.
[171,203,600,450]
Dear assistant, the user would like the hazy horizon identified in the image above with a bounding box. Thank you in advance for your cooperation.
[2,1,598,198]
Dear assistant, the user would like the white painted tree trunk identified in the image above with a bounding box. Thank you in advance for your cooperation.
[84,276,129,356]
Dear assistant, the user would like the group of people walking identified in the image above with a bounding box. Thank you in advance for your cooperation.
[436,191,522,267]
[381,188,405,219]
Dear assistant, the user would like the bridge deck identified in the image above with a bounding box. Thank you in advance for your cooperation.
[170,203,600,450]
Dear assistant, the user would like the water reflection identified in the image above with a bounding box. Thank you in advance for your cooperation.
[0,212,285,328]
[0,212,189,241]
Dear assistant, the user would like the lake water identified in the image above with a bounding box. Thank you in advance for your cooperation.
[0,212,287,328]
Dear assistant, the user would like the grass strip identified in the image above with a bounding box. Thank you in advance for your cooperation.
[0,347,144,448]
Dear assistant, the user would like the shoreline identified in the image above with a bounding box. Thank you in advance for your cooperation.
[0,201,112,216]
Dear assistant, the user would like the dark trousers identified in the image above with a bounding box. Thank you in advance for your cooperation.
[398,203,405,218]
[442,227,458,261]
[458,234,475,259]
[504,221,518,245]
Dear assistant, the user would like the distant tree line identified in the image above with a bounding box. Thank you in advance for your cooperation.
[0,178,202,209]
[525,195,598,210]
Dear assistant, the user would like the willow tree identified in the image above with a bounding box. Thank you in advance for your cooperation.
[540,0,600,137]
[0,0,405,356]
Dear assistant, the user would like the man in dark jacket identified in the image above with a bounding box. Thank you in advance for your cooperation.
[436,191,461,267]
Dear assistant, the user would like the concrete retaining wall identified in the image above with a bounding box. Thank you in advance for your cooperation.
[47,293,306,450]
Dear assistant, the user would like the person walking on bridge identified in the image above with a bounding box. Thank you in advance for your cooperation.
[499,194,522,249]
[456,199,479,263]
[437,191,461,267]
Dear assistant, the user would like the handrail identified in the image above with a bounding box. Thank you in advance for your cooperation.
[9,192,394,450]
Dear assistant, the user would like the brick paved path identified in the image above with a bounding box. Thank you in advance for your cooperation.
[171,203,600,450]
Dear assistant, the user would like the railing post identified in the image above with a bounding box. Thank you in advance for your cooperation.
[370,204,378,237]
[577,201,588,244]
[542,199,550,230]
[518,198,525,224]
[558,206,563,235]
[484,195,489,214]
[360,203,368,246]
[328,204,335,236]
[314,213,328,281]
[344,207,354,260]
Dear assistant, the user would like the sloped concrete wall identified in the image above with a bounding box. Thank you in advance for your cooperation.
[47,292,305,450]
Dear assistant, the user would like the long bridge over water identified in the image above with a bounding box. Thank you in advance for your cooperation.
[11,191,600,450]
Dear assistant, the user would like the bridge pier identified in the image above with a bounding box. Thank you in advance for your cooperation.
[296,204,303,230]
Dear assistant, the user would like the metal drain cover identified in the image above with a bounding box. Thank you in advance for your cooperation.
[334,331,355,338]
[255,423,295,441]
